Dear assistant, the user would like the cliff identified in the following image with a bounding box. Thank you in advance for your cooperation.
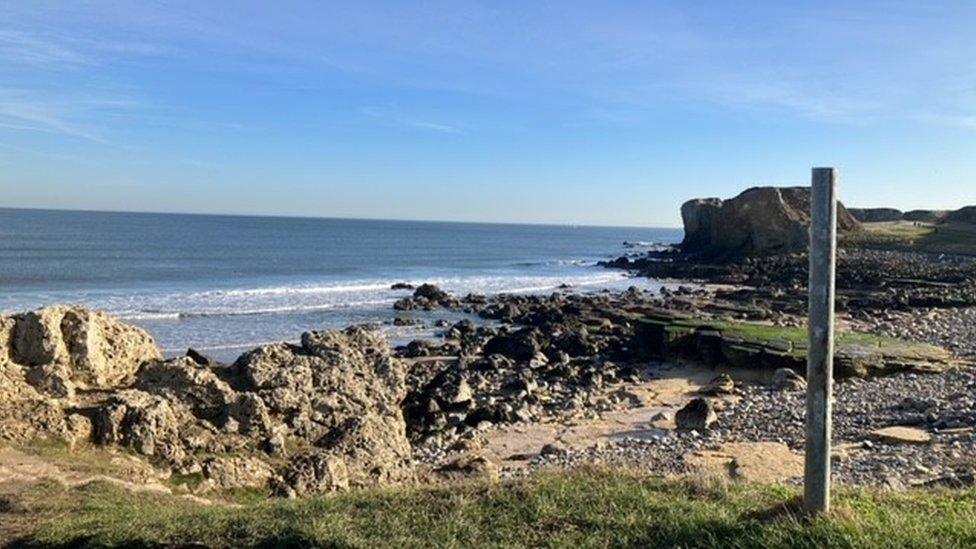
[680,186,860,256]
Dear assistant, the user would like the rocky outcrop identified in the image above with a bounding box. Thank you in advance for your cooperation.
[849,208,904,223]
[2,306,161,399]
[394,284,459,311]
[0,307,161,440]
[0,307,416,496]
[679,198,723,252]
[234,326,415,493]
[680,187,860,257]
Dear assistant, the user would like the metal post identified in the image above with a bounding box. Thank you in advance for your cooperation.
[804,167,837,516]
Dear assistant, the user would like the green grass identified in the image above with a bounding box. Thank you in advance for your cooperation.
[843,221,976,256]
[707,320,892,347]
[664,317,939,356]
[15,470,976,548]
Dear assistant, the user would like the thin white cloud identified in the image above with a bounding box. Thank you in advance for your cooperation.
[0,29,89,65]
[360,106,463,134]
[0,88,145,143]
[407,121,461,134]
[0,28,167,68]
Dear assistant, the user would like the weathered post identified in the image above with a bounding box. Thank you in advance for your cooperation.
[804,167,837,515]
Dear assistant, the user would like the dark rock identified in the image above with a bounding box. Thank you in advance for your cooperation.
[414,284,450,302]
[700,374,735,396]
[186,348,218,367]
[680,186,860,257]
[483,329,541,361]
[772,367,806,391]
[675,397,717,431]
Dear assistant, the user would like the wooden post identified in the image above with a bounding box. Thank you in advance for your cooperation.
[804,167,837,515]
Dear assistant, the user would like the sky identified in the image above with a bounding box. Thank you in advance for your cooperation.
[0,1,973,227]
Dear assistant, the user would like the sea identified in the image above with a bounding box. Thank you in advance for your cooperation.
[0,208,681,361]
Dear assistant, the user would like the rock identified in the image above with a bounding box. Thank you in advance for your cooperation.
[679,198,723,252]
[684,442,803,483]
[552,329,596,357]
[393,297,416,311]
[772,368,806,391]
[202,456,275,490]
[64,413,93,448]
[871,426,932,445]
[24,363,75,399]
[680,187,860,256]
[700,374,735,395]
[136,358,237,425]
[435,453,500,483]
[675,398,717,431]
[5,306,161,395]
[414,284,450,301]
[235,326,415,493]
[540,443,567,457]
[279,452,350,495]
[186,348,219,367]
[444,378,473,406]
[391,282,415,290]
[483,329,541,361]
[94,390,187,463]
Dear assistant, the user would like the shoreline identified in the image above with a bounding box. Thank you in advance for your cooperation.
[2,236,976,507]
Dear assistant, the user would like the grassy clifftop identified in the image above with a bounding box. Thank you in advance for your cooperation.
[12,470,976,548]
[843,221,976,256]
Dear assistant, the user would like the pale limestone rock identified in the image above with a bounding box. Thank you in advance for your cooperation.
[871,426,932,445]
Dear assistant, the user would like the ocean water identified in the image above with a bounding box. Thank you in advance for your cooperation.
[0,208,680,361]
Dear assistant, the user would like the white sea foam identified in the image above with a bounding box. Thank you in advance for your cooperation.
[4,270,649,323]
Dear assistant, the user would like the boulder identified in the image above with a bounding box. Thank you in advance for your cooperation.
[94,389,187,463]
[136,358,236,423]
[434,453,500,483]
[234,326,415,493]
[483,329,541,361]
[0,307,161,441]
[278,452,350,495]
[772,368,806,391]
[680,187,860,256]
[700,374,735,396]
[3,306,161,396]
[414,284,450,302]
[675,398,717,431]
[202,456,276,490]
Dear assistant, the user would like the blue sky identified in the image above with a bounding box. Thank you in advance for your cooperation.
[0,1,973,227]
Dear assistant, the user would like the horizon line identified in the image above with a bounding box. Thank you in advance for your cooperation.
[0,206,684,231]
